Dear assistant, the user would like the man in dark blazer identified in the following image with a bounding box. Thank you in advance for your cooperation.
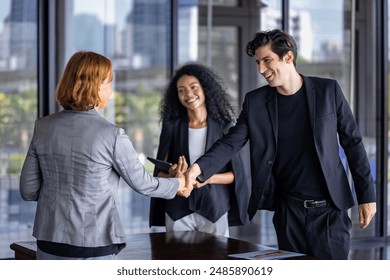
[185,29,376,259]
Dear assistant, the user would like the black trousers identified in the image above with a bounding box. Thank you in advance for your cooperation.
[272,196,352,260]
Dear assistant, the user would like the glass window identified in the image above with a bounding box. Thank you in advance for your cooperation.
[0,0,38,258]
[178,2,239,107]
[178,1,199,64]
[199,0,238,7]
[198,26,239,106]
[0,0,385,261]
[61,0,170,233]
[260,0,282,30]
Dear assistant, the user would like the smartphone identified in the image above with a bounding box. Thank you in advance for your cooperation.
[147,157,172,173]
[147,156,204,183]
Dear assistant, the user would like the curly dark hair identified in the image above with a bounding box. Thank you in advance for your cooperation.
[160,62,236,125]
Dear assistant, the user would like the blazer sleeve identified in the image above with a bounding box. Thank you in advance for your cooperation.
[335,81,376,204]
[113,128,179,199]
[20,122,42,201]
[196,97,250,181]
[228,147,250,225]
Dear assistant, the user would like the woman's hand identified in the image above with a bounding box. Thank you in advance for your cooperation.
[175,156,192,197]
[168,155,188,177]
[176,155,188,174]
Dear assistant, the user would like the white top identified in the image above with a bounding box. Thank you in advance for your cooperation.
[188,126,207,164]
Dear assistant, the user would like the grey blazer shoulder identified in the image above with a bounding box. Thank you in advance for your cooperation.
[20,109,179,247]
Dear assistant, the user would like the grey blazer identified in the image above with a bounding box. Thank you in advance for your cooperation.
[20,109,179,247]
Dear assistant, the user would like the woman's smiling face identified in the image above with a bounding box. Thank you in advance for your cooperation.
[177,75,206,111]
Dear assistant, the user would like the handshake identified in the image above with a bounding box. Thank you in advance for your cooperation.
[174,156,203,198]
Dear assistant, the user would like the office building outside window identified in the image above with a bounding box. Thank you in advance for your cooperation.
[0,0,38,259]
[0,0,388,260]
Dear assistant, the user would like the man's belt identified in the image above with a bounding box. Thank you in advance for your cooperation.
[287,196,329,208]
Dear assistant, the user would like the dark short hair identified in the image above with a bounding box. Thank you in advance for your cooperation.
[246,29,298,65]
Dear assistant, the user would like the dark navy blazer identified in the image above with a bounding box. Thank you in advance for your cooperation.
[149,116,250,227]
[196,75,376,220]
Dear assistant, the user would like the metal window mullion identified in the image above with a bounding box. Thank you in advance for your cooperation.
[37,0,57,118]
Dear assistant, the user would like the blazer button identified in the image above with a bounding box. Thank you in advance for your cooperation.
[267,160,273,165]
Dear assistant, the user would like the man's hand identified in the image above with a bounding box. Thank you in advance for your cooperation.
[185,163,202,191]
[358,202,376,229]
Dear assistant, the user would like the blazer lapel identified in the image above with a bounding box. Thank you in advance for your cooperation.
[178,117,190,160]
[267,89,278,141]
[303,76,316,134]
[204,118,222,150]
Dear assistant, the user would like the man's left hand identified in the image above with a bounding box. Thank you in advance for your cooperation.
[358,202,376,229]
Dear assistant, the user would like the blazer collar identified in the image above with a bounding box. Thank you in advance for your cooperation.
[267,88,278,140]
[62,108,100,116]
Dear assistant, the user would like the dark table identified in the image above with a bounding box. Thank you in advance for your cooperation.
[10,231,309,260]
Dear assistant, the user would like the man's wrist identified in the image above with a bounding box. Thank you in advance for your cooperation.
[192,163,202,176]
[193,163,206,183]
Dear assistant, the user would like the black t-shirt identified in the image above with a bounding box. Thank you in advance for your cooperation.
[273,85,330,200]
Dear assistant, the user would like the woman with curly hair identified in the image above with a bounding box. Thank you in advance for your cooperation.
[149,63,249,237]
